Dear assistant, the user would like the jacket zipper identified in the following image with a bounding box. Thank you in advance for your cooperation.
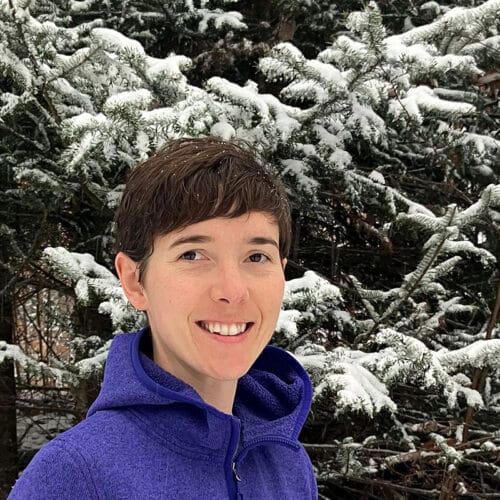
[225,418,241,500]
[232,461,242,482]
[231,436,301,498]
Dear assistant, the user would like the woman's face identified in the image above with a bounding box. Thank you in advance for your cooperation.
[120,211,286,390]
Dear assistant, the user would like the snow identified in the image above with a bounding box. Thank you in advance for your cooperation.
[297,347,397,417]
[462,35,500,56]
[49,77,93,112]
[480,441,498,452]
[43,248,143,332]
[0,44,33,90]
[437,340,500,370]
[420,2,440,14]
[260,93,301,142]
[432,433,463,464]
[328,149,352,170]
[0,342,74,385]
[74,341,111,377]
[284,271,341,303]
[281,80,328,104]
[455,184,500,228]
[198,9,247,33]
[17,412,73,454]
[44,247,112,282]
[14,167,60,190]
[91,28,145,55]
[369,170,385,184]
[313,123,350,150]
[385,37,480,81]
[210,122,236,140]
[307,59,346,88]
[281,159,319,193]
[276,309,302,341]
[318,36,366,67]
[390,86,476,125]
[346,100,386,144]
[206,77,270,121]
[322,361,396,417]
[69,0,95,12]
[397,0,500,47]
[145,54,192,80]
[142,107,176,126]
[462,133,500,155]
[104,89,153,113]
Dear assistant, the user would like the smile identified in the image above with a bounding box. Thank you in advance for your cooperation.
[197,321,252,336]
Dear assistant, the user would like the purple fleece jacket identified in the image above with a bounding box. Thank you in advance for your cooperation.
[9,328,317,499]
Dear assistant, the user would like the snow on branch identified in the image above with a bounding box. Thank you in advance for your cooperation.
[297,346,397,418]
[43,247,143,333]
[0,337,110,384]
[103,89,153,116]
[206,77,270,121]
[389,86,475,125]
[398,184,500,238]
[280,159,319,194]
[74,340,111,378]
[197,8,247,33]
[145,54,192,81]
[276,271,343,344]
[437,340,500,371]
[91,28,145,56]
[0,44,33,91]
[396,0,500,52]
[370,329,485,409]
[0,341,76,385]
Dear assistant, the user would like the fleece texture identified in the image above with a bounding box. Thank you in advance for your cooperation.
[9,328,317,499]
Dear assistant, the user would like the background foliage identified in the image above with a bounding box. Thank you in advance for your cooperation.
[1,0,499,498]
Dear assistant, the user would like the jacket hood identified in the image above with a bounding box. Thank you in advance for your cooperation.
[88,328,312,448]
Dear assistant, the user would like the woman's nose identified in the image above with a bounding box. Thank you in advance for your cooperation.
[209,263,250,304]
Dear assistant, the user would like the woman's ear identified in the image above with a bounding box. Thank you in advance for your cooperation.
[281,258,287,271]
[115,252,148,311]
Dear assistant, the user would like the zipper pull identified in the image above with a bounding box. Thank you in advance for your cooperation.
[232,461,241,482]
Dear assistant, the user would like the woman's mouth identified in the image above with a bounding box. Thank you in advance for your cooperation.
[196,321,253,336]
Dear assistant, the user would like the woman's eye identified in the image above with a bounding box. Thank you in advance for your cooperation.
[248,253,269,263]
[180,250,203,261]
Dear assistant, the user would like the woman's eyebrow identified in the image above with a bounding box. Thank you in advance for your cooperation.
[246,237,279,249]
[168,235,278,249]
[168,235,212,249]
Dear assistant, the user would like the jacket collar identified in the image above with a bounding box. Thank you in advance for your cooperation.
[88,328,312,451]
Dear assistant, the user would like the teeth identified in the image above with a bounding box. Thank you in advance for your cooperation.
[201,322,248,336]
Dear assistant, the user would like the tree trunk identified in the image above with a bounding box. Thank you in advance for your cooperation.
[0,286,18,497]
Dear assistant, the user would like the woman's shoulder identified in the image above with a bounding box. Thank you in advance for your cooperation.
[8,409,136,499]
[8,432,100,499]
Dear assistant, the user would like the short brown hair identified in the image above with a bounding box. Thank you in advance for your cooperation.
[114,136,291,279]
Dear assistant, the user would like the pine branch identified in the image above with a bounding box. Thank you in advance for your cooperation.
[354,206,457,344]
[0,209,48,298]
[320,472,440,497]
[378,207,456,321]
[0,123,47,153]
[462,275,500,443]
[436,275,500,498]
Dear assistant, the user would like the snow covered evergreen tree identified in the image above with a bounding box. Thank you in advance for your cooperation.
[259,1,500,496]
[1,0,499,497]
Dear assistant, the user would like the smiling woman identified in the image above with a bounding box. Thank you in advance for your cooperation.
[9,137,317,500]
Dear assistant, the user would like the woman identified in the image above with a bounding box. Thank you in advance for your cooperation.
[9,137,317,499]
